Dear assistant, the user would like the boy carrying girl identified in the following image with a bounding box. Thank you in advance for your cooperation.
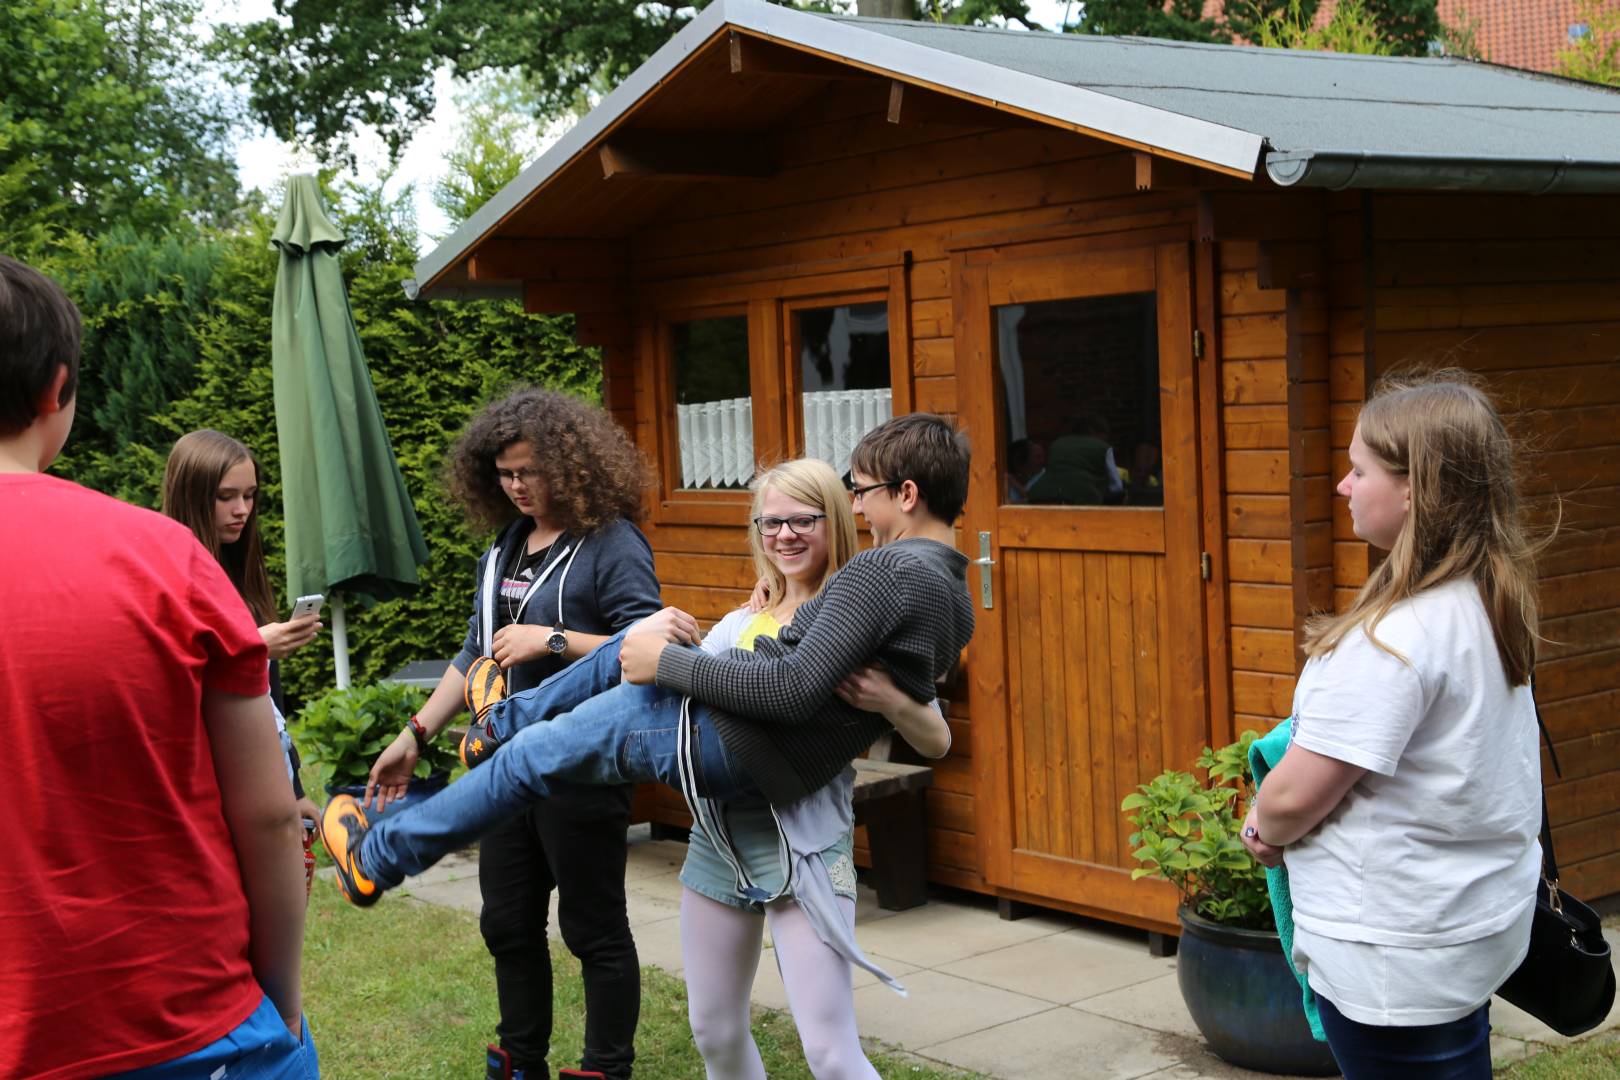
[321,412,976,905]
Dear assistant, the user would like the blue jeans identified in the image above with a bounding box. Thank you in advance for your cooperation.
[1317,996,1491,1080]
[114,994,318,1079]
[360,635,751,889]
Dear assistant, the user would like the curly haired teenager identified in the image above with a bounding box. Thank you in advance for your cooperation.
[365,387,662,1080]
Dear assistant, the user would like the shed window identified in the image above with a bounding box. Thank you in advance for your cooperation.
[997,294,1162,507]
[673,315,751,490]
[794,301,891,480]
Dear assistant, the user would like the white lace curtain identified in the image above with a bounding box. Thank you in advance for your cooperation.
[675,387,892,489]
[802,387,892,479]
[677,398,754,489]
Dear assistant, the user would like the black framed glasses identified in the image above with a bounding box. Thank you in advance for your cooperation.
[494,466,543,486]
[753,513,826,536]
[847,479,901,499]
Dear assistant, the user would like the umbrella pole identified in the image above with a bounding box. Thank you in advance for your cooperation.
[331,593,351,690]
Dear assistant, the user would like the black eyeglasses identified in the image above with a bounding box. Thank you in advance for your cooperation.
[847,479,901,499]
[494,466,543,486]
[753,513,826,537]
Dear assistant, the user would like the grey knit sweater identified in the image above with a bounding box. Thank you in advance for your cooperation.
[655,537,974,805]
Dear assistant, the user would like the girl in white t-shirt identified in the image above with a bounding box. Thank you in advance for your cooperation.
[1240,371,1543,1079]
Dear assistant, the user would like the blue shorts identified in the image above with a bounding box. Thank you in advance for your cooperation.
[679,795,856,913]
[113,993,318,1079]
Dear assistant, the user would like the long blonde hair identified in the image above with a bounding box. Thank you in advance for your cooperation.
[1303,370,1542,686]
[748,459,860,611]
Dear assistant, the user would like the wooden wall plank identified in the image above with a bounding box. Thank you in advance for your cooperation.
[1369,196,1620,898]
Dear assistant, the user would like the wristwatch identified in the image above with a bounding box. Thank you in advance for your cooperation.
[545,627,568,655]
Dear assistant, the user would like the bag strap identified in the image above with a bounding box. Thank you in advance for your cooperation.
[1529,676,1566,910]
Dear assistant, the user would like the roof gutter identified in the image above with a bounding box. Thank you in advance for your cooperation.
[1266,149,1620,194]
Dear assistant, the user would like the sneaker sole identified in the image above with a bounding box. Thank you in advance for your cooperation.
[464,656,506,720]
[319,795,381,907]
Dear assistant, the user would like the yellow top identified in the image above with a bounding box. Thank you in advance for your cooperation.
[735,609,782,651]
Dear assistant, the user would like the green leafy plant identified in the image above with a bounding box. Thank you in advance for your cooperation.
[292,681,458,789]
[1121,730,1274,930]
[1255,0,1393,55]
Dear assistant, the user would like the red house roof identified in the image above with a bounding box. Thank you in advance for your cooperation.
[1439,0,1591,73]
[1201,0,1590,74]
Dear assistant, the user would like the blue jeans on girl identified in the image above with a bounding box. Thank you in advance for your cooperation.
[358,634,752,890]
[1317,997,1491,1079]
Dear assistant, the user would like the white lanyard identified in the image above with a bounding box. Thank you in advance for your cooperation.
[482,534,584,654]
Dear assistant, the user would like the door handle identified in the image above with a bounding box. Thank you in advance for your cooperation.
[975,531,995,609]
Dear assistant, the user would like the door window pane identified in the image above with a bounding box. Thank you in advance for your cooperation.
[796,302,891,480]
[997,295,1162,507]
[673,316,751,490]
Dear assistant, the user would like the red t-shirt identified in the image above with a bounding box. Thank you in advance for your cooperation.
[0,474,271,1078]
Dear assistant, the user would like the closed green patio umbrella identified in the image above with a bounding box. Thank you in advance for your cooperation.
[271,174,428,688]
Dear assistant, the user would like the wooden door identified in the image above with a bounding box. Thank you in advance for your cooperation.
[955,240,1207,928]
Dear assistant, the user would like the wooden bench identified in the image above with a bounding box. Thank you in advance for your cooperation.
[850,758,934,910]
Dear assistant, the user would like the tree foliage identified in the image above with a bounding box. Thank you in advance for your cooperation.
[1069,0,1230,42]
[1559,0,1620,87]
[223,0,1049,165]
[1213,0,1302,44]
[48,182,602,712]
[432,73,550,231]
[219,0,710,165]
[1068,0,1438,53]
[1359,0,1440,57]
[0,0,239,247]
[1254,0,1392,55]
[1436,4,1485,60]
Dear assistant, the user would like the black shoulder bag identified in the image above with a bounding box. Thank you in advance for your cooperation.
[1495,686,1616,1037]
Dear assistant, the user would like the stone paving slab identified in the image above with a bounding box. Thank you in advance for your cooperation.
[852,968,1054,1049]
[938,928,1174,1005]
[1072,973,1204,1041]
[917,1004,1184,1080]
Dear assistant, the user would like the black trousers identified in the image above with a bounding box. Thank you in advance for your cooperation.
[478,784,639,1078]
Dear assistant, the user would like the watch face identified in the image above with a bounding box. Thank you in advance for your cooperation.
[547,630,567,654]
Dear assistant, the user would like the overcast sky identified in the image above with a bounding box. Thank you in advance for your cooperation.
[214,0,1077,256]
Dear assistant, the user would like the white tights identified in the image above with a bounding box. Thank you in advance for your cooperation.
[680,887,880,1080]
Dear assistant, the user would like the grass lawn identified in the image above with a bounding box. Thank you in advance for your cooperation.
[302,884,981,1079]
[1496,1035,1620,1078]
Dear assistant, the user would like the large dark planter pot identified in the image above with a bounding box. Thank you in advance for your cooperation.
[1177,907,1340,1076]
[325,773,449,823]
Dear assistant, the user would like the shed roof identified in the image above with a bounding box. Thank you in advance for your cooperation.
[411,0,1620,300]
[843,15,1620,192]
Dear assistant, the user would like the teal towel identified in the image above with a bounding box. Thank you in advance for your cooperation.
[1248,719,1327,1042]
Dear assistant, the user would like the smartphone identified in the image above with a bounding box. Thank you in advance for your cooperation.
[290,593,325,620]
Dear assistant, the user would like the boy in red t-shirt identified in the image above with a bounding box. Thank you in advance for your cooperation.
[0,255,315,1079]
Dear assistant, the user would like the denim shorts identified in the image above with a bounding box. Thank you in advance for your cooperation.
[679,795,856,914]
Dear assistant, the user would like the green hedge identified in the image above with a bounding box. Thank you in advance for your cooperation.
[47,188,602,712]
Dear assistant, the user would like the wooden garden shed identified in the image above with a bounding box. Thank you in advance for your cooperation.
[408,0,1620,935]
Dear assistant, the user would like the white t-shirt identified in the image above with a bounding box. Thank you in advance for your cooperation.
[1284,578,1541,1009]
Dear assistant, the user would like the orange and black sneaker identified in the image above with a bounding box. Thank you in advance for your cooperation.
[460,655,508,769]
[320,794,381,907]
